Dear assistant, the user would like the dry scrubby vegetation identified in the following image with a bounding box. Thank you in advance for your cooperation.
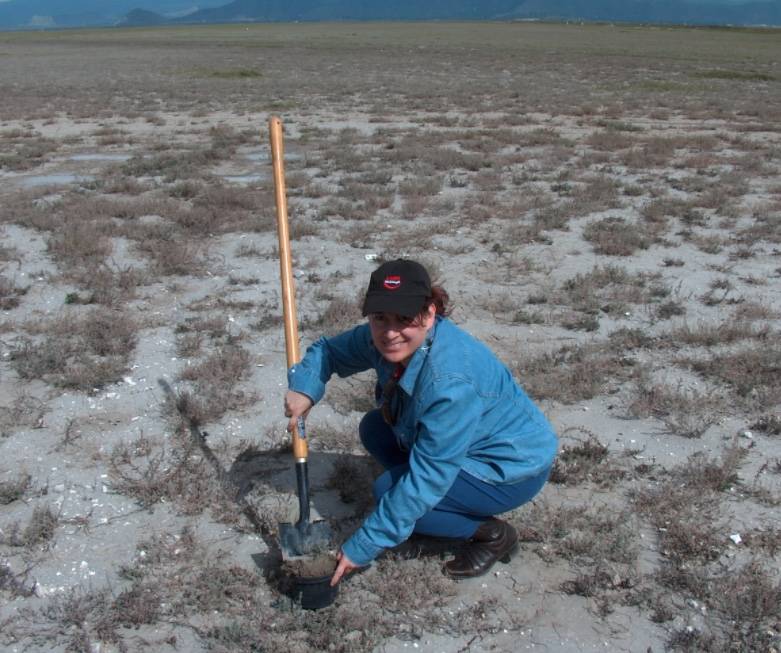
[632,444,781,651]
[1,21,780,653]
[10,307,138,391]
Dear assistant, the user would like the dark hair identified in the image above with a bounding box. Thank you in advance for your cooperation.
[423,285,451,318]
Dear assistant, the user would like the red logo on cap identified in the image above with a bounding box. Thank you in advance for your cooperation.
[383,275,401,290]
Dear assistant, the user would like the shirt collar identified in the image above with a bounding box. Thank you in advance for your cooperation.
[397,316,439,395]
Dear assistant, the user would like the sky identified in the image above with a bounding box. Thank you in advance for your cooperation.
[0,0,766,4]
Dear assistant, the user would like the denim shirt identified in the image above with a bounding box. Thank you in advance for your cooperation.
[287,317,558,566]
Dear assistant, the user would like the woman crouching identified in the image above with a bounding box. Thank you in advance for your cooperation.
[284,259,558,586]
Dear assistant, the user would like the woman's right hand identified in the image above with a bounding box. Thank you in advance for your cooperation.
[284,390,313,433]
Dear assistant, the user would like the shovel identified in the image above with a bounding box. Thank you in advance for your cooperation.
[269,116,332,558]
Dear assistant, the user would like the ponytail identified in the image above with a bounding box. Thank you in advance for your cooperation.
[427,285,451,317]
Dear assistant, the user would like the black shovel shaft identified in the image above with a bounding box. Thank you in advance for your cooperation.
[295,461,311,528]
[279,459,332,557]
[279,459,331,557]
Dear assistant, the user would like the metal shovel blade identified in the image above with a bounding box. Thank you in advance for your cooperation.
[279,459,333,558]
[279,519,333,558]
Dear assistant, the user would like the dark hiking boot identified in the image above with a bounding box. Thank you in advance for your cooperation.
[443,518,519,580]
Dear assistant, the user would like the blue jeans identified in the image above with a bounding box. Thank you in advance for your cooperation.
[359,409,550,540]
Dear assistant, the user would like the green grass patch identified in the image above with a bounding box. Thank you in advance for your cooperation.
[267,99,297,110]
[193,68,262,79]
[692,69,775,82]
[635,80,690,93]
[595,119,644,132]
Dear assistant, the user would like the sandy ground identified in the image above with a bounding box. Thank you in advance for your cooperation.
[0,22,780,653]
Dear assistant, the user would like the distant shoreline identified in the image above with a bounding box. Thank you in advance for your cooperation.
[0,19,780,35]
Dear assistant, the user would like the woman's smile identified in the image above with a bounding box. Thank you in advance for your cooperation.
[368,307,435,366]
[377,334,415,360]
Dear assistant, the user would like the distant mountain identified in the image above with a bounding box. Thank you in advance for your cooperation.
[164,0,781,27]
[0,0,225,29]
[121,8,167,27]
[171,0,520,23]
[0,0,779,29]
[503,0,781,25]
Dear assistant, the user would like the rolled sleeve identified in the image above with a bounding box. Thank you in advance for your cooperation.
[287,325,377,404]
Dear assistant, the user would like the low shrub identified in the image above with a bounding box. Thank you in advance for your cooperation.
[513,341,639,404]
[175,345,254,426]
[2,504,58,549]
[549,430,626,488]
[582,217,653,256]
[0,474,31,505]
[680,337,781,410]
[0,274,28,310]
[11,308,137,391]
[627,378,723,438]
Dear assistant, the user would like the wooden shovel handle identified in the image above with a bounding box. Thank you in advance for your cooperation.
[269,116,307,461]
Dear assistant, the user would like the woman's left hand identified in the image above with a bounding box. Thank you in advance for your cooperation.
[331,549,359,586]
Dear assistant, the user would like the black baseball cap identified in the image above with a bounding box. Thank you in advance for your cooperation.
[362,259,432,318]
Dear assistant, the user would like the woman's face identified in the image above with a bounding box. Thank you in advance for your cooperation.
[368,304,436,366]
